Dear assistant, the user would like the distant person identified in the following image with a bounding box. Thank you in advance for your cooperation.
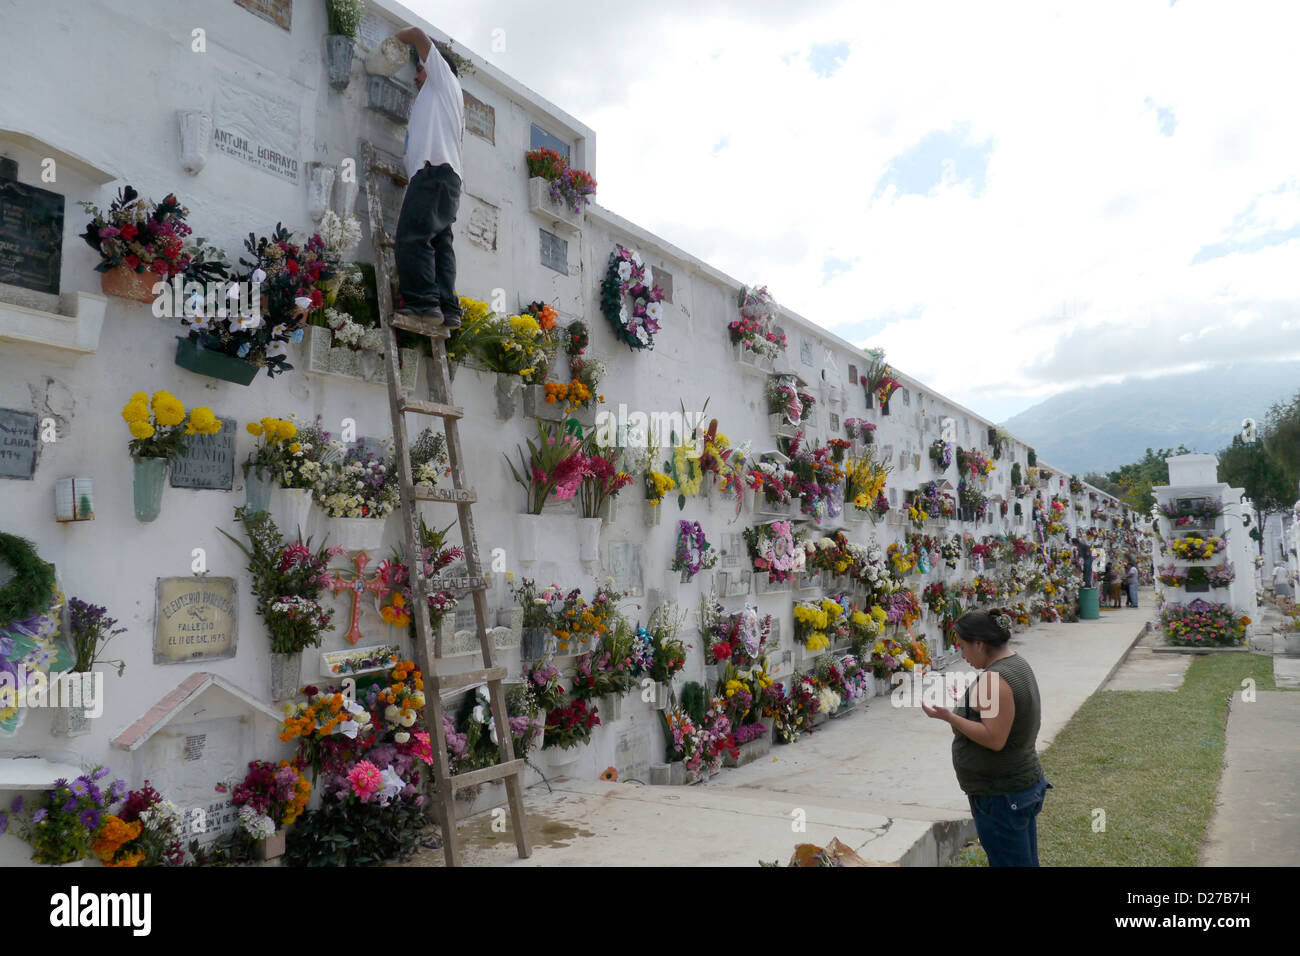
[1273,564,1291,600]
[1074,536,1093,589]
[1126,555,1139,608]
[922,611,1051,867]
[1101,564,1118,609]
[391,27,466,328]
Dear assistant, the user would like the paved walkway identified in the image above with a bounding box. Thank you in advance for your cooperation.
[409,596,1151,867]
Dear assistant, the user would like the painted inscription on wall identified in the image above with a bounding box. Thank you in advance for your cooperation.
[213,70,301,184]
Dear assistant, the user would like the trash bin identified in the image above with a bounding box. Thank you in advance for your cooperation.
[1078,587,1099,620]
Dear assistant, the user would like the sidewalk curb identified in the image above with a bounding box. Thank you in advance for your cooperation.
[1098,620,1153,689]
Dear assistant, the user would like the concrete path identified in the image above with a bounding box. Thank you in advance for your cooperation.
[1200,690,1300,866]
[409,598,1150,867]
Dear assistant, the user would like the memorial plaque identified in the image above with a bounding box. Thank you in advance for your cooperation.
[0,408,39,480]
[171,416,235,490]
[153,576,238,664]
[724,569,752,598]
[234,0,292,31]
[464,90,495,144]
[719,532,744,570]
[800,337,814,366]
[366,75,415,124]
[213,70,301,184]
[0,176,63,296]
[540,229,568,275]
[357,12,393,51]
[465,194,499,252]
[609,542,644,597]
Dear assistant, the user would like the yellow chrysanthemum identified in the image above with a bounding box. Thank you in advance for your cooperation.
[277,421,297,440]
[130,392,148,404]
[129,421,155,440]
[247,422,264,436]
[289,442,302,454]
[121,400,150,424]
[153,395,186,428]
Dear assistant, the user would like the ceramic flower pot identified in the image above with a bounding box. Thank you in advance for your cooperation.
[495,375,522,420]
[329,516,386,552]
[52,700,92,738]
[601,693,623,722]
[133,457,169,522]
[542,746,581,773]
[100,265,161,303]
[273,487,314,541]
[653,681,670,710]
[244,468,275,514]
[325,34,355,91]
[520,627,550,660]
[270,652,302,702]
[578,517,602,562]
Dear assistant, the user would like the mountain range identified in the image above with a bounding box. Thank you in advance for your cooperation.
[998,361,1300,476]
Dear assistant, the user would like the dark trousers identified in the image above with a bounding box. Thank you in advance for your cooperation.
[395,162,461,316]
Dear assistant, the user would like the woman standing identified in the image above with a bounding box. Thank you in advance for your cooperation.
[922,611,1052,866]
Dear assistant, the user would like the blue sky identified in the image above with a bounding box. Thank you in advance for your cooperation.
[418,0,1300,422]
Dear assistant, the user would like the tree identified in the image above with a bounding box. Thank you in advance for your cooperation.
[1264,389,1300,498]
[1081,472,1123,499]
[1105,445,1194,515]
[1218,435,1294,554]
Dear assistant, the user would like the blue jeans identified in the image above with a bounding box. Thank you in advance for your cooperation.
[969,777,1052,866]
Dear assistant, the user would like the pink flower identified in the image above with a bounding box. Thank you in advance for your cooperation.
[347,760,383,800]
[410,731,434,765]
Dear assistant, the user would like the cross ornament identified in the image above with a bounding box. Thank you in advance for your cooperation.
[323,551,387,645]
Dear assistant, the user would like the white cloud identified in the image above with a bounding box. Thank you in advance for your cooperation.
[414,0,1300,419]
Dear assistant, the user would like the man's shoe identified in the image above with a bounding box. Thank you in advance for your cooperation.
[397,304,444,327]
[441,312,462,329]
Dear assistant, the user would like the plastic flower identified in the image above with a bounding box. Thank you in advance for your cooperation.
[347,760,383,800]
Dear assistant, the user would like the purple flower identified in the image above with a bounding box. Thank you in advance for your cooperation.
[79,809,100,830]
[51,778,68,789]
[71,777,90,797]
[63,799,78,813]
[33,808,47,823]
[0,810,7,835]
[108,779,126,801]
[92,766,110,781]
[9,795,22,814]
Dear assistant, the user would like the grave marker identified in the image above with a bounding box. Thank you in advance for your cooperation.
[0,408,39,480]
[170,416,236,490]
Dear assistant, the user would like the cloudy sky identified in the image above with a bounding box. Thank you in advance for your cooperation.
[412,0,1300,422]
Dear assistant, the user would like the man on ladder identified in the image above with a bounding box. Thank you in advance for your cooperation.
[391,26,464,328]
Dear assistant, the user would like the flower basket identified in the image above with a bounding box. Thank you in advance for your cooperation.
[269,652,301,702]
[132,456,169,522]
[327,516,387,553]
[527,176,584,233]
[100,265,161,303]
[175,336,260,386]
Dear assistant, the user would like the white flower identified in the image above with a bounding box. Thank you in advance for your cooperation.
[235,314,263,332]
[384,704,401,723]
[266,341,288,358]
[631,251,643,268]
[646,301,663,323]
[617,260,632,282]
[294,296,313,310]
[634,326,649,344]
[377,764,405,804]
[251,267,267,284]
[619,302,630,325]
[337,720,359,739]
[394,731,410,744]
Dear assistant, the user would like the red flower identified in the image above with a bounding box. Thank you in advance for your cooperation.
[149,259,168,275]
[310,288,323,308]
[120,223,138,241]
[124,254,141,270]
[286,259,300,275]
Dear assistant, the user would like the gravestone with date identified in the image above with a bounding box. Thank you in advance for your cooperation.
[0,175,64,308]
[0,408,40,480]
[170,417,236,490]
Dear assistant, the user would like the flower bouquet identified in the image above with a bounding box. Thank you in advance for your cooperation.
[8,767,125,864]
[505,419,586,514]
[600,246,665,351]
[672,520,718,581]
[744,520,803,584]
[1161,599,1249,647]
[525,147,597,214]
[79,186,199,300]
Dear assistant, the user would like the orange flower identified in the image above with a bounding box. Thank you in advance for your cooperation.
[600,766,618,782]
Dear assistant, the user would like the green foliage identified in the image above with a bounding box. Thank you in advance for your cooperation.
[1104,445,1193,514]
[680,680,707,726]
[1080,471,1122,499]
[325,0,364,38]
[0,533,55,627]
[283,797,427,866]
[1264,389,1300,495]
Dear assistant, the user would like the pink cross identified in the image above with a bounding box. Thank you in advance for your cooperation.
[323,551,388,645]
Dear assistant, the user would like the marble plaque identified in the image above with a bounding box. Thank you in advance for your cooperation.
[153,577,238,664]
[464,90,495,144]
[171,416,236,490]
[0,408,39,480]
[0,176,63,296]
[540,229,568,274]
[609,542,644,597]
[234,0,292,31]
[464,194,499,252]
[213,70,301,184]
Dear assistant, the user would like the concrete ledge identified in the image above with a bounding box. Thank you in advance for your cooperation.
[1150,645,1251,655]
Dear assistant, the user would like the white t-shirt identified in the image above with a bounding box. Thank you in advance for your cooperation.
[404,50,465,181]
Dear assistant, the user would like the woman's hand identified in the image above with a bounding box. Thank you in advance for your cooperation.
[921,702,953,723]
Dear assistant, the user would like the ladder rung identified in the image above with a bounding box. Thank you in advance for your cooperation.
[414,486,477,504]
[400,398,463,419]
[433,666,508,693]
[390,313,452,337]
[425,573,488,593]
[450,758,526,790]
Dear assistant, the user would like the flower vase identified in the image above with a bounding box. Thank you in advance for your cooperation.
[273,487,314,540]
[100,265,160,303]
[324,34,355,91]
[254,828,287,861]
[601,694,623,722]
[270,652,302,702]
[653,681,670,710]
[543,746,581,774]
[1284,632,1300,657]
[495,375,521,420]
[874,676,893,697]
[520,627,551,660]
[357,349,381,381]
[328,516,386,552]
[132,457,168,523]
[578,517,602,563]
[645,501,662,526]
[244,468,275,514]
[661,571,681,604]
[52,700,92,738]
[518,513,542,563]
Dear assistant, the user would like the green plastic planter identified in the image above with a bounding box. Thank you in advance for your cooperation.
[1078,587,1099,620]
[174,337,260,386]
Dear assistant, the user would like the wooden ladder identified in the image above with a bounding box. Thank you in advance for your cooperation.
[360,142,531,866]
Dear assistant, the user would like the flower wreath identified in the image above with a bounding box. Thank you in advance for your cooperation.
[758,521,800,579]
[672,521,716,581]
[0,534,57,627]
[600,246,665,351]
[672,442,704,501]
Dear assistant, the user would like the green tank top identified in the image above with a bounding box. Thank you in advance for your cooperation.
[951,653,1043,796]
